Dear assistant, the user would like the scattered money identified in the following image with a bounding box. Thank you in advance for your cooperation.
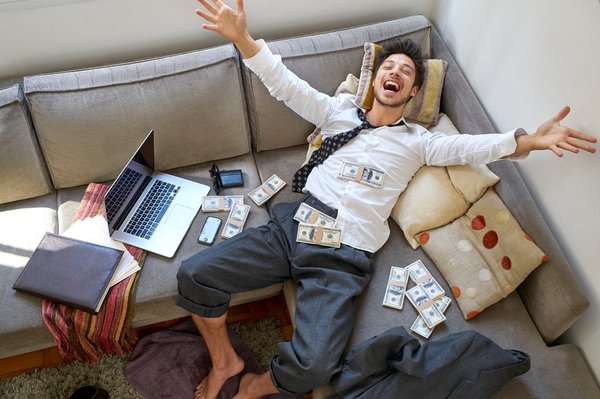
[382,266,409,310]
[411,316,433,339]
[221,202,250,239]
[248,174,286,206]
[411,296,452,339]
[293,202,336,228]
[407,260,431,284]
[383,260,452,337]
[296,223,341,248]
[406,285,446,328]
[337,161,385,188]
[202,195,244,212]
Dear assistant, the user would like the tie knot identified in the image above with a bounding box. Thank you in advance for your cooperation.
[356,108,405,129]
[357,108,375,129]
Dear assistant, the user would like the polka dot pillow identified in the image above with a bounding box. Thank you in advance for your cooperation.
[418,188,548,320]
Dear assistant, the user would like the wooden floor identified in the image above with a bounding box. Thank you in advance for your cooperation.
[0,293,293,380]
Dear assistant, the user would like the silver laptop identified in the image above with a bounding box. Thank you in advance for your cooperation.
[104,130,210,258]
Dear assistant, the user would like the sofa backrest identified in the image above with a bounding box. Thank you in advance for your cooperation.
[0,84,52,204]
[241,15,432,152]
[24,44,250,189]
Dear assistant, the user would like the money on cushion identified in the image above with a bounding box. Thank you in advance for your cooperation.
[406,285,446,328]
[248,174,286,206]
[411,296,452,338]
[221,202,250,239]
[202,195,244,212]
[382,266,409,310]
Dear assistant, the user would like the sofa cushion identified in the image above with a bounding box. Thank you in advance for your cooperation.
[24,44,250,189]
[242,15,432,152]
[0,194,58,358]
[56,153,281,328]
[419,188,547,320]
[0,84,51,204]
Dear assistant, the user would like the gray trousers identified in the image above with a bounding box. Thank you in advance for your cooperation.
[176,194,374,395]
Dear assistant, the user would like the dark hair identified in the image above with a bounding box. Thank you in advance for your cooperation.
[374,38,425,89]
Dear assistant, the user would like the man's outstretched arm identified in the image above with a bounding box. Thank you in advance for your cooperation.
[195,0,260,58]
[512,106,597,158]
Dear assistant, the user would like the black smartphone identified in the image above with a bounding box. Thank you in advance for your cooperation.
[198,216,222,245]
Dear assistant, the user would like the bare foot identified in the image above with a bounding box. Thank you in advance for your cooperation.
[232,371,279,399]
[195,356,245,399]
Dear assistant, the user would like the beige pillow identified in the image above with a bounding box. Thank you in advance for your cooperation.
[354,42,448,127]
[390,114,499,248]
[418,188,548,320]
[391,166,470,248]
[447,164,500,203]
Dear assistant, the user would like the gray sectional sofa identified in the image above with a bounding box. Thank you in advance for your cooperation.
[1,15,598,397]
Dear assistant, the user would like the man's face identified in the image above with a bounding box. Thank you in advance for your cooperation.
[373,53,419,109]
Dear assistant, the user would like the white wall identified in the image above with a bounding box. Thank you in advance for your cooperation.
[1,0,599,383]
[429,0,600,381]
[0,0,438,81]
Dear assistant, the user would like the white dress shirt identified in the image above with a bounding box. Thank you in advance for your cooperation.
[244,40,519,253]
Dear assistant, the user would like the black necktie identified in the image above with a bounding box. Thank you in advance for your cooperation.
[291,108,404,192]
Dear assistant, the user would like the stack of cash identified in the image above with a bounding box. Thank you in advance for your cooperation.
[411,296,451,339]
[293,202,336,228]
[381,259,452,339]
[296,223,341,248]
[406,260,447,328]
[337,161,385,188]
[248,174,286,206]
[382,266,409,310]
[221,202,250,239]
[202,195,244,212]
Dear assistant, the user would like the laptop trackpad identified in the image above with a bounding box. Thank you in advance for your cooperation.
[165,204,195,229]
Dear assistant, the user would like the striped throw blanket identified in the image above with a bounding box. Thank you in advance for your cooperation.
[41,183,146,363]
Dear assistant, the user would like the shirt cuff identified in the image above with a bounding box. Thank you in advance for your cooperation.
[505,128,530,160]
[242,39,281,75]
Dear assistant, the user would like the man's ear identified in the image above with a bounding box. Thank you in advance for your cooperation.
[411,85,419,97]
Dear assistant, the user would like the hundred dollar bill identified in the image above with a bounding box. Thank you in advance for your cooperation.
[221,203,250,239]
[434,296,452,313]
[420,303,446,328]
[406,259,431,284]
[382,266,410,310]
[411,316,433,339]
[421,278,445,301]
[406,285,446,328]
[382,283,406,310]
[202,195,244,212]
[411,297,452,339]
[248,174,286,206]
[293,202,336,228]
[337,161,385,188]
[296,223,341,248]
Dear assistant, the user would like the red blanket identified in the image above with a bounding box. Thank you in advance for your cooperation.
[41,183,146,363]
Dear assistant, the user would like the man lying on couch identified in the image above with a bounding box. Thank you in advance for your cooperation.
[176,1,598,398]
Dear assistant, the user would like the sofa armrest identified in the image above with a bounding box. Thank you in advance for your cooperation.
[430,24,589,344]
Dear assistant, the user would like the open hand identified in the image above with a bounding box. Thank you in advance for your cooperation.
[195,0,247,43]
[529,106,597,157]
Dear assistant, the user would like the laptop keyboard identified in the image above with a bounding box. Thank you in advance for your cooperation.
[105,168,144,224]
[124,180,180,240]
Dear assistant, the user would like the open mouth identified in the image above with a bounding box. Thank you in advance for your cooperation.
[383,80,400,93]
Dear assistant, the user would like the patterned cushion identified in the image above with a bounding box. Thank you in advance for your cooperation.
[354,42,447,127]
[418,188,548,320]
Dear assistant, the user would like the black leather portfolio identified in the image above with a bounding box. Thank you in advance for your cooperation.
[13,232,124,314]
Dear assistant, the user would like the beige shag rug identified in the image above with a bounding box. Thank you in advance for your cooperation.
[0,316,283,399]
